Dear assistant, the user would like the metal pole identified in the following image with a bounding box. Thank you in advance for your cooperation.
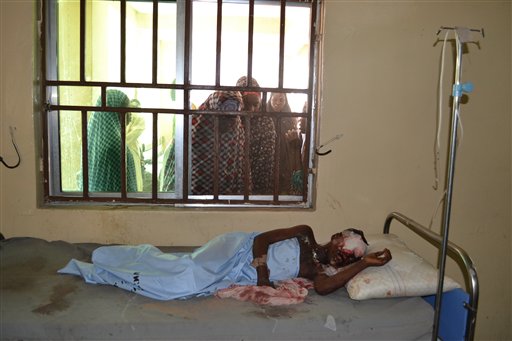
[431,34,463,341]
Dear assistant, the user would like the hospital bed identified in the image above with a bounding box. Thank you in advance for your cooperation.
[0,212,478,340]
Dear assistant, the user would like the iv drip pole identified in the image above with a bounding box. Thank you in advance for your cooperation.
[432,26,483,341]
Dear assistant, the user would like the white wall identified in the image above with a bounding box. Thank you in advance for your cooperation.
[1,1,510,339]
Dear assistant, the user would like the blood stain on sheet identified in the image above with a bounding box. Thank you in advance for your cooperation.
[248,306,297,319]
[1,275,34,291]
[32,282,77,315]
[1,257,48,291]
[143,303,196,320]
[25,256,47,271]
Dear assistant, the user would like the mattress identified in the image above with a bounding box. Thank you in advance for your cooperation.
[0,237,434,340]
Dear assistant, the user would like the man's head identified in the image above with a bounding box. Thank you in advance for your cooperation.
[328,228,369,267]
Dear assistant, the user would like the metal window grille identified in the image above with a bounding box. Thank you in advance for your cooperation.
[41,0,322,208]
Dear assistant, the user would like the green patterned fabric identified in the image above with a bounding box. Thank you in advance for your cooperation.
[86,89,137,193]
[159,140,176,192]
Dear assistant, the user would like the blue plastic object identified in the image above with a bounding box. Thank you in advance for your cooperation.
[423,288,470,341]
[453,82,474,97]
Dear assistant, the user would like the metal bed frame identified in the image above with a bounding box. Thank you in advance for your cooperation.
[383,211,479,341]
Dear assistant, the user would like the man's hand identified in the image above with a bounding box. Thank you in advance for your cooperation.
[362,248,392,267]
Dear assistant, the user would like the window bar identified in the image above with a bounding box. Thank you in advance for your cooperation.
[152,0,159,85]
[182,113,190,201]
[246,0,255,85]
[278,0,286,88]
[120,111,128,198]
[212,0,222,199]
[41,0,49,199]
[273,117,282,202]
[308,0,318,101]
[302,0,318,202]
[152,112,158,200]
[80,0,86,82]
[213,117,220,199]
[243,116,251,200]
[81,110,89,198]
[182,0,192,200]
[300,118,309,200]
[242,0,255,200]
[274,0,287,200]
[215,0,223,86]
[120,0,127,84]
[101,86,107,110]
[151,0,158,199]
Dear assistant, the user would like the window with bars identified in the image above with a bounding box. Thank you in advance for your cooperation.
[41,0,322,208]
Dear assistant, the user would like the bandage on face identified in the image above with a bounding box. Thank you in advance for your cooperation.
[331,230,368,260]
[340,231,367,258]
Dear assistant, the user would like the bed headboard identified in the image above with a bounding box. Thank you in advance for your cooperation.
[383,211,479,341]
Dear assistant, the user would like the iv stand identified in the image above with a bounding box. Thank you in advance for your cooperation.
[432,26,483,341]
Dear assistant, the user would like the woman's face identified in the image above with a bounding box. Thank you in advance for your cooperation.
[270,93,287,112]
[244,94,261,112]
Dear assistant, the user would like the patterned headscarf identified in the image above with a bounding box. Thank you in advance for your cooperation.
[236,76,260,88]
[198,91,243,112]
[236,76,261,103]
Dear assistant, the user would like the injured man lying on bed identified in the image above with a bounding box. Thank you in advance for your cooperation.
[58,225,392,302]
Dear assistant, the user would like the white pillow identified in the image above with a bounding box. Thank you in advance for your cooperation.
[346,233,461,300]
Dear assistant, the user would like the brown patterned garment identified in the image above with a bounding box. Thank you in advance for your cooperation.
[237,76,277,195]
[267,92,303,195]
[191,91,250,195]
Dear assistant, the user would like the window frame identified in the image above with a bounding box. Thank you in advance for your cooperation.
[41,0,323,208]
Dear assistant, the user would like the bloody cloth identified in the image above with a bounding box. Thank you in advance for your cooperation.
[215,278,314,306]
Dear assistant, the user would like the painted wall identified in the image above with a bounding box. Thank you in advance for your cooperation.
[0,1,510,339]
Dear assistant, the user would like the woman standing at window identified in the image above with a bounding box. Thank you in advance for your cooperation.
[237,76,277,195]
[191,90,249,195]
[267,92,303,195]
[82,89,140,193]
